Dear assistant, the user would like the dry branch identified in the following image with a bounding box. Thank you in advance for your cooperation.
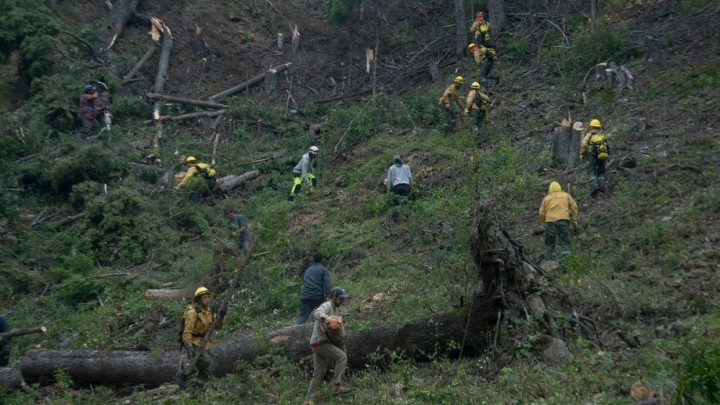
[145,93,227,109]
[0,327,47,340]
[145,288,195,301]
[209,63,292,100]
[123,44,159,83]
[143,110,225,124]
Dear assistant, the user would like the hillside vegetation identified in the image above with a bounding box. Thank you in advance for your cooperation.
[1,0,719,403]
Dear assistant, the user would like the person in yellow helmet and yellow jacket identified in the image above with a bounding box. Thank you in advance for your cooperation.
[469,11,492,47]
[539,181,579,261]
[465,81,490,144]
[176,286,225,398]
[579,119,610,197]
[468,43,497,85]
[438,76,466,134]
[176,156,218,204]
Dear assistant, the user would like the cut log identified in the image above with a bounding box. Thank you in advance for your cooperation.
[145,93,227,109]
[122,43,159,83]
[236,150,286,167]
[144,289,194,301]
[151,19,173,148]
[216,170,261,191]
[104,0,140,51]
[0,326,47,340]
[265,69,277,94]
[0,367,23,387]
[143,110,225,125]
[209,62,292,100]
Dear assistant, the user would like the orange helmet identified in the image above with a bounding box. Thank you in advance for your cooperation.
[476,11,485,21]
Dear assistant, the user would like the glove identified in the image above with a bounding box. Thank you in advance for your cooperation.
[185,343,195,358]
[327,316,341,331]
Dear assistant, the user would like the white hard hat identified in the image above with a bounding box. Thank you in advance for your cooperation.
[309,146,319,154]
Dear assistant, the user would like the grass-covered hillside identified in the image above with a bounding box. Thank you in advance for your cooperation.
[1,0,718,403]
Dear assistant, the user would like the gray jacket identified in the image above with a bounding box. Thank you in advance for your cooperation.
[293,153,315,181]
[387,163,413,192]
[300,263,331,300]
[310,300,343,346]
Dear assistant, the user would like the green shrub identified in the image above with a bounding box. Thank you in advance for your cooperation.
[57,279,104,308]
[675,338,720,404]
[51,145,126,194]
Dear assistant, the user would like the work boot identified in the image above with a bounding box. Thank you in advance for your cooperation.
[332,383,352,395]
[175,371,186,390]
[288,194,295,202]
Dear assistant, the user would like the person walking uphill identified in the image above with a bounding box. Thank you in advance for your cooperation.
[304,287,352,404]
[289,146,319,202]
[539,181,579,261]
[176,286,225,398]
[468,43,497,85]
[176,156,218,204]
[469,11,492,47]
[386,155,413,222]
[298,253,332,324]
[224,207,251,254]
[438,76,466,134]
[580,119,610,197]
[77,84,98,135]
[465,81,490,144]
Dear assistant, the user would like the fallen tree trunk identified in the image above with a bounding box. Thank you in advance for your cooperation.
[144,288,194,301]
[122,43,158,83]
[0,367,23,387]
[216,170,261,191]
[143,110,225,124]
[209,62,292,100]
[145,93,227,109]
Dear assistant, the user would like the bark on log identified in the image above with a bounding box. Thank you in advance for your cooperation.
[122,43,158,83]
[105,0,140,51]
[551,119,573,169]
[0,367,23,387]
[144,289,194,301]
[145,93,227,109]
[152,21,173,148]
[216,170,261,191]
[209,63,292,100]
[143,110,225,124]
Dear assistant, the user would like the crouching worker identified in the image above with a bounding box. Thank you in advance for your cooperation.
[177,286,225,398]
[304,287,352,404]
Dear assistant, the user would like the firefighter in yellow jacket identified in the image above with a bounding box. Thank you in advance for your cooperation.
[464,81,490,144]
[438,76,466,133]
[175,156,217,204]
[469,11,491,47]
[176,286,225,397]
[468,43,497,85]
[539,181,579,261]
[579,119,610,197]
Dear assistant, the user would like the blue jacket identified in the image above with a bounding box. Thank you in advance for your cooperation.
[301,263,331,300]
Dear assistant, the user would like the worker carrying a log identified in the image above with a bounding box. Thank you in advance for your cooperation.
[304,287,352,404]
[0,314,10,366]
[539,181,579,261]
[468,43,498,85]
[176,286,225,398]
[298,253,332,324]
[464,81,490,144]
[386,155,413,222]
[580,119,610,197]
[438,76,466,134]
[224,206,251,255]
[469,11,492,47]
[175,156,217,204]
[288,146,319,202]
[77,84,99,135]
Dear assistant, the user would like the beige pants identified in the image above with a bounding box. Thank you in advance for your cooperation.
[305,343,347,400]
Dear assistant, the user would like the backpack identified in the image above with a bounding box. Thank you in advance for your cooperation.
[195,163,217,178]
[589,133,609,160]
[178,305,201,349]
[473,90,490,112]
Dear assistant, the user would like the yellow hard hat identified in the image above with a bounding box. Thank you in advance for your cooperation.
[454,76,464,84]
[548,181,562,193]
[468,43,477,50]
[589,119,602,128]
[471,82,481,89]
[185,156,198,163]
[194,286,211,298]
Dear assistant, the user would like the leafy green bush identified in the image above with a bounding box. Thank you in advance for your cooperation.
[57,279,104,308]
[675,338,720,404]
[51,145,126,194]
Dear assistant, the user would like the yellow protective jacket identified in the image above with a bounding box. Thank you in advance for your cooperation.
[469,21,491,45]
[438,84,465,110]
[465,89,489,112]
[539,186,578,224]
[176,163,216,188]
[472,46,496,66]
[182,304,223,350]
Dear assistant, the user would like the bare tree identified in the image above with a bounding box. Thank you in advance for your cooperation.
[455,0,466,58]
[590,0,597,34]
[488,0,507,34]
